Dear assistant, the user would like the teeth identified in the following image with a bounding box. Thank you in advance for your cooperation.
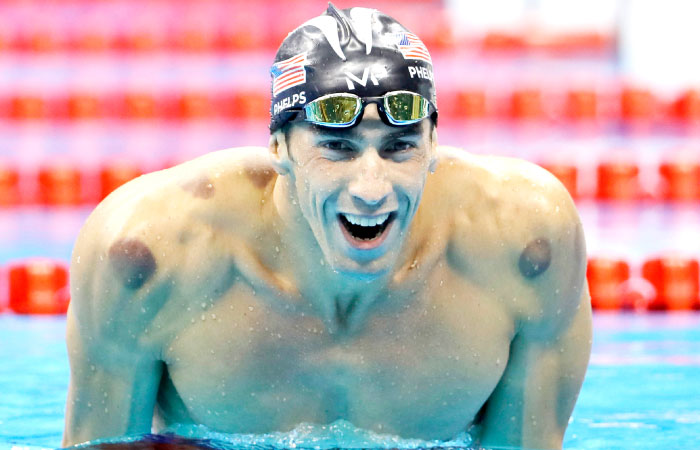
[343,213,390,227]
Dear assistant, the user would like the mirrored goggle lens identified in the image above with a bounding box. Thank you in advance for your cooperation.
[304,95,361,125]
[384,92,430,123]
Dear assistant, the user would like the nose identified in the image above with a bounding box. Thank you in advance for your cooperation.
[347,148,392,210]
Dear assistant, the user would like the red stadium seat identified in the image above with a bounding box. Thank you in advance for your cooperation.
[8,260,70,315]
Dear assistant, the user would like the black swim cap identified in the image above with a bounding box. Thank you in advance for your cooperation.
[269,3,437,132]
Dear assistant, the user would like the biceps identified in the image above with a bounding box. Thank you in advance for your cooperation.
[478,301,592,449]
[63,312,164,446]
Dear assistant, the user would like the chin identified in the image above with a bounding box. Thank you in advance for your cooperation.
[318,218,402,281]
[329,257,392,281]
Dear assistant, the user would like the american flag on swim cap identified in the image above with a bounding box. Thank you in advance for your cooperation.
[271,52,308,97]
[395,32,432,65]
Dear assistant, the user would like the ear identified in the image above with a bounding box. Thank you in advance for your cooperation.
[428,126,438,173]
[268,131,292,176]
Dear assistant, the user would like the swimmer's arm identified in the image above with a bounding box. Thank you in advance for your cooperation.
[477,177,592,450]
[477,290,592,450]
[63,311,164,446]
[62,226,164,446]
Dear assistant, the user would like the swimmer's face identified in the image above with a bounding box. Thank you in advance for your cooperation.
[275,104,437,278]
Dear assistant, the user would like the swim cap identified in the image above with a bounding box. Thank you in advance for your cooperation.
[269,3,437,132]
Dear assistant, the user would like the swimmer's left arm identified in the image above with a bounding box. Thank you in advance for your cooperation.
[477,288,592,450]
[477,176,592,450]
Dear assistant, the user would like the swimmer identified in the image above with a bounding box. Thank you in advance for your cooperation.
[63,5,591,450]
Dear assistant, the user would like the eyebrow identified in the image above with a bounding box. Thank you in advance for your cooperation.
[311,122,425,141]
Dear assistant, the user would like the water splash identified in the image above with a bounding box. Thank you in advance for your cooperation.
[68,420,474,449]
[166,420,473,449]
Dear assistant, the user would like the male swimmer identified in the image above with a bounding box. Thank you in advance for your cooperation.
[63,5,592,450]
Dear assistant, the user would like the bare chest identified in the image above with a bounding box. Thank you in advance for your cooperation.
[159,269,514,440]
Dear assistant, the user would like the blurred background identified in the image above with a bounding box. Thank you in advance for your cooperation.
[0,0,699,313]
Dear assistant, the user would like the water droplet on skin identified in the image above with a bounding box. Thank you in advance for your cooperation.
[201,302,207,309]
[77,256,81,263]
[201,314,206,321]
[248,306,254,311]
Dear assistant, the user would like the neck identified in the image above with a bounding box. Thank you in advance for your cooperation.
[271,176,399,335]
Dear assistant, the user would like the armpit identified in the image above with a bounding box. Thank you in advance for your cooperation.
[108,238,157,289]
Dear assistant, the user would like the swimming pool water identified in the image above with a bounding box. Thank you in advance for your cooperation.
[1,313,699,449]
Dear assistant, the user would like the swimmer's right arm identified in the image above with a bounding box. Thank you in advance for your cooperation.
[63,216,165,446]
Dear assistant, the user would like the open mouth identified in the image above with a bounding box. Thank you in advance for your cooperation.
[338,212,395,249]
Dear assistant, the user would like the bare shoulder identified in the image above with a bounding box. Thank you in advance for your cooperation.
[432,146,588,337]
[69,147,275,346]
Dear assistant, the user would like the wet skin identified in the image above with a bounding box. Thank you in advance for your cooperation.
[64,106,592,450]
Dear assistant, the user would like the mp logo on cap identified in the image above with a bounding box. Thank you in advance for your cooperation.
[344,65,389,90]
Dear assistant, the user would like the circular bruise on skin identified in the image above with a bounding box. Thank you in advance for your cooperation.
[245,167,275,189]
[108,238,157,289]
[518,237,551,279]
[181,175,215,199]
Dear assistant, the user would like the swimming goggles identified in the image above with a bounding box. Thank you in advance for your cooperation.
[292,91,436,128]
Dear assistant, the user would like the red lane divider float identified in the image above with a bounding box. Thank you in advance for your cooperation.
[0,164,19,207]
[0,156,697,208]
[0,28,611,56]
[596,161,643,202]
[0,89,699,126]
[100,162,144,201]
[7,260,70,315]
[643,256,700,311]
[659,159,700,201]
[539,162,578,200]
[587,257,631,310]
[38,165,83,206]
[587,256,700,311]
[2,255,698,314]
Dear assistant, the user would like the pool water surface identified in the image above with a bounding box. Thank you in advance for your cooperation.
[1,313,699,449]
